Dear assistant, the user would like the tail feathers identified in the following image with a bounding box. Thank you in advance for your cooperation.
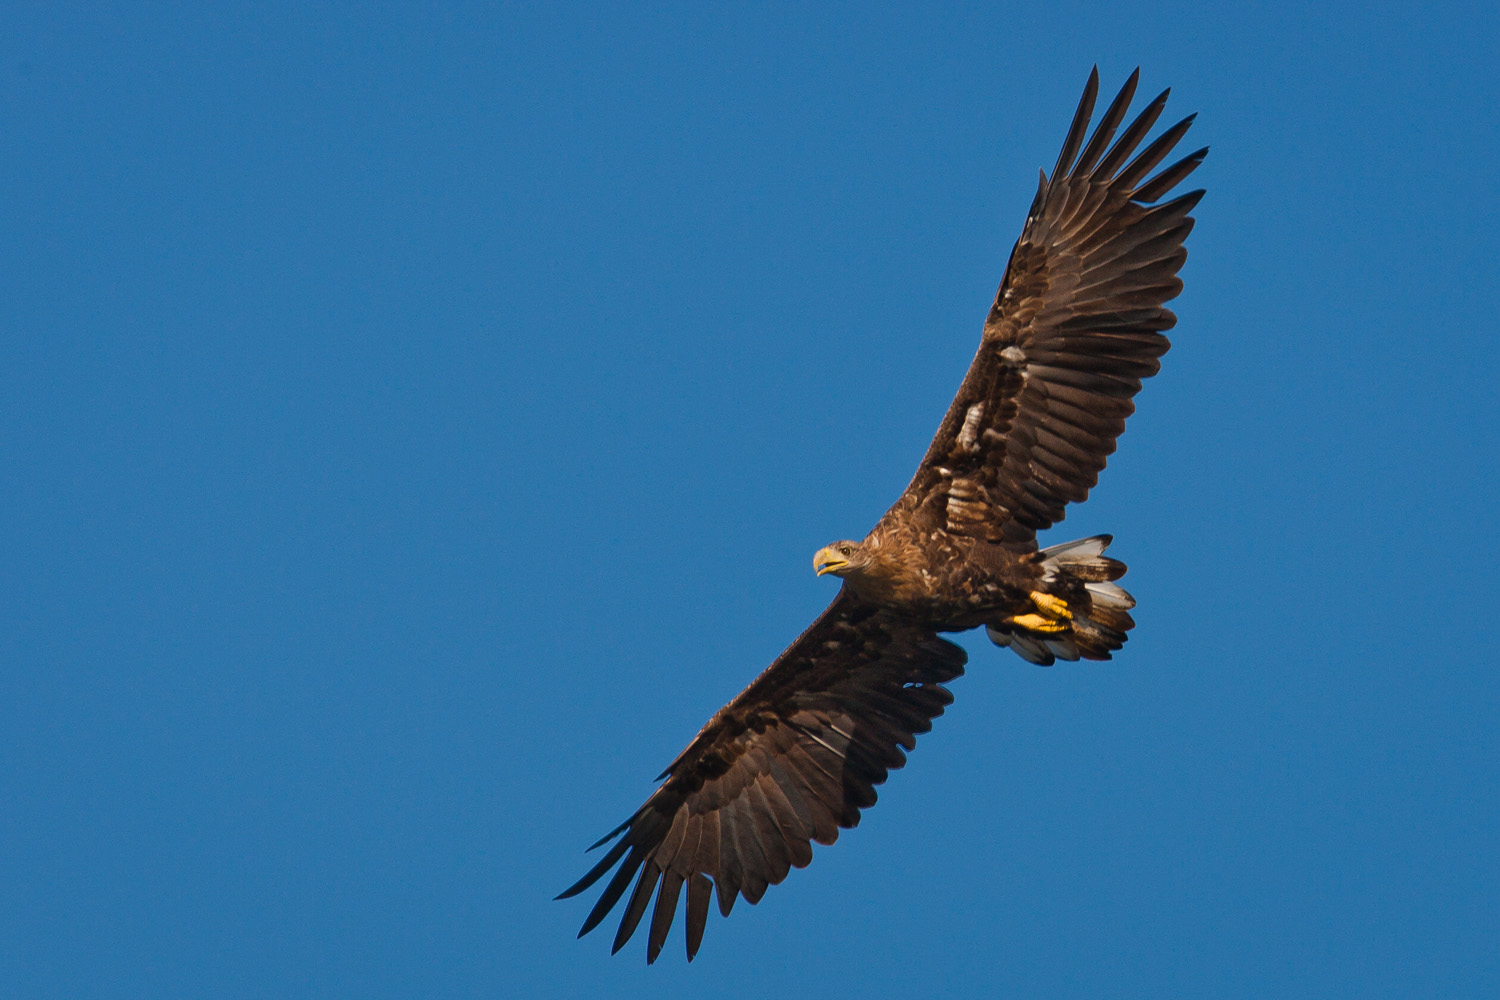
[986,626,1082,665]
[988,534,1137,666]
[1038,534,1128,583]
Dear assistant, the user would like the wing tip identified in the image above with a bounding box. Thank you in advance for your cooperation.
[586,816,633,852]
[1053,67,1102,178]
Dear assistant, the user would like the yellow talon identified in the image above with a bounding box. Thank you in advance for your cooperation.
[1029,591,1072,620]
[1008,613,1068,633]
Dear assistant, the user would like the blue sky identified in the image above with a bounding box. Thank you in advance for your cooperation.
[3,3,1497,997]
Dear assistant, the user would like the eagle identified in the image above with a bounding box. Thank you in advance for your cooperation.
[558,68,1206,963]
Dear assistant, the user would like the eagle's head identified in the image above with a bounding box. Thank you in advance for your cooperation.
[813,540,869,578]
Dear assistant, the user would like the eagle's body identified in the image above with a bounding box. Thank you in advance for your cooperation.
[560,68,1206,963]
[838,514,1034,624]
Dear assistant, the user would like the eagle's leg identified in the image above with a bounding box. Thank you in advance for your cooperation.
[1029,592,1072,619]
[1005,591,1072,633]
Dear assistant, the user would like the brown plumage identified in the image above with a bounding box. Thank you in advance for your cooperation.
[558,68,1206,962]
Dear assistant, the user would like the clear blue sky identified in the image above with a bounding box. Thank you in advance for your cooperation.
[4,3,1497,997]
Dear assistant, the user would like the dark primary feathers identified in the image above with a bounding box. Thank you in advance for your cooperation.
[907,67,1206,546]
[561,68,1205,962]
[556,593,966,963]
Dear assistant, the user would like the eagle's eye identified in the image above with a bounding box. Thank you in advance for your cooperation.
[839,545,852,556]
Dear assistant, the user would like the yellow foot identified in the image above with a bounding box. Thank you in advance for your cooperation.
[1008,613,1068,633]
[1029,591,1072,620]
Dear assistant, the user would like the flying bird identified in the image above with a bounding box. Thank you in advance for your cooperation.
[559,68,1206,963]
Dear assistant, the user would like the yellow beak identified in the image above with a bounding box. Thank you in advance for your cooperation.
[813,546,849,577]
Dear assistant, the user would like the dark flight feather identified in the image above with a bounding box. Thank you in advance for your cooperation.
[559,592,966,961]
[901,70,1204,545]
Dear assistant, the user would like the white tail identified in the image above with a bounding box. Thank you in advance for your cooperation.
[987,534,1136,665]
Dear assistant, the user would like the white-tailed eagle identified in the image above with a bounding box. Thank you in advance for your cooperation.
[559,68,1206,963]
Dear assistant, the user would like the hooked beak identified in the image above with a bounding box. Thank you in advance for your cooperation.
[813,546,849,577]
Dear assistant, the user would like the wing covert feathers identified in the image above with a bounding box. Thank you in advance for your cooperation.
[905,67,1205,546]
[558,592,966,962]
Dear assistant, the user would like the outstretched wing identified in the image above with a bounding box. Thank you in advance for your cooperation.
[902,68,1207,547]
[557,591,966,963]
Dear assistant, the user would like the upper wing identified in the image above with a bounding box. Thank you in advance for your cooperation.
[902,68,1207,547]
[557,591,966,963]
